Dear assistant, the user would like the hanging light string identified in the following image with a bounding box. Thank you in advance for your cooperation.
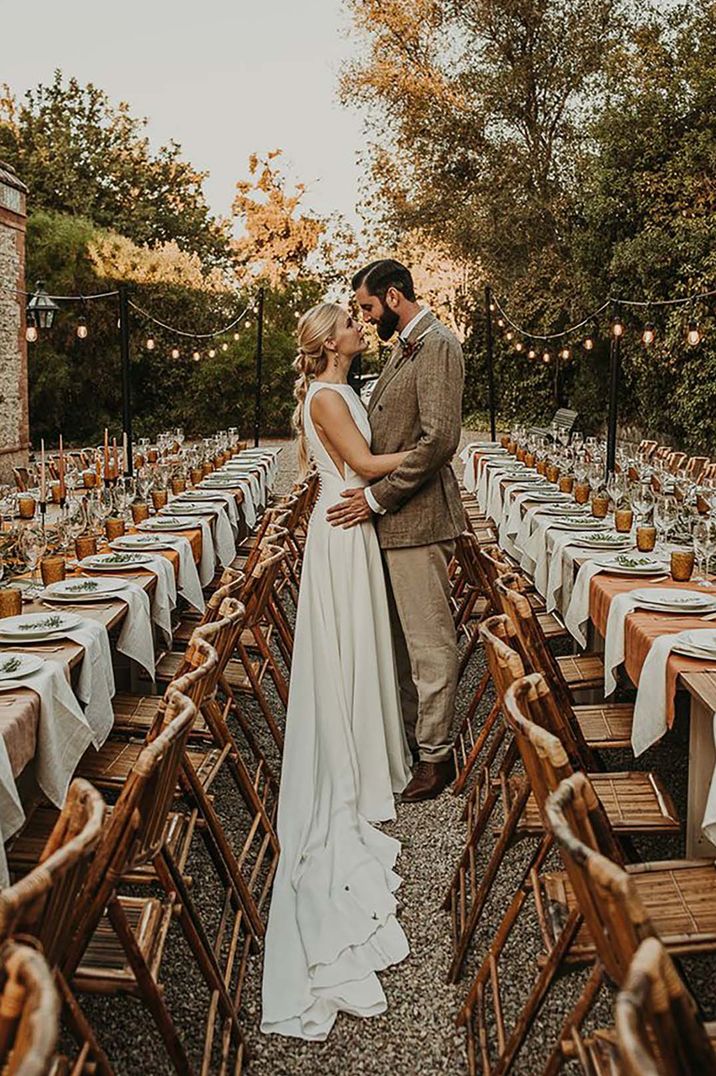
[127,296,255,340]
[491,284,716,343]
[0,283,120,301]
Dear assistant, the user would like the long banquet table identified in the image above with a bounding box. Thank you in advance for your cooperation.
[464,442,716,858]
[0,445,282,881]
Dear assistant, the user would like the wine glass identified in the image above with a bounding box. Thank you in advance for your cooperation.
[654,495,678,547]
[19,523,47,590]
[632,482,655,522]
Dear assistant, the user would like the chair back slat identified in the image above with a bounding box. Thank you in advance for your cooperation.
[479,615,526,699]
[616,938,716,1076]
[545,772,647,984]
[0,941,59,1075]
[0,781,105,968]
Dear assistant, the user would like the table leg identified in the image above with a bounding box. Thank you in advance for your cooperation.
[687,695,716,858]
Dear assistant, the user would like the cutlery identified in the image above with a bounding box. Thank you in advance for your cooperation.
[42,602,112,612]
[0,645,64,653]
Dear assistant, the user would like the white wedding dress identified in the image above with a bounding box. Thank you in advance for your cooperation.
[261,381,413,1041]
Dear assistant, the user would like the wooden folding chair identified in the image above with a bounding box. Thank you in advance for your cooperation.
[540,771,716,1074]
[0,780,113,1076]
[455,674,687,1075]
[221,544,289,752]
[496,578,634,747]
[76,618,268,947]
[0,941,60,1076]
[64,682,252,1076]
[446,638,678,985]
[615,938,716,1076]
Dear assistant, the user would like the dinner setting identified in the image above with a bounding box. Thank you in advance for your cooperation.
[4,0,716,1070]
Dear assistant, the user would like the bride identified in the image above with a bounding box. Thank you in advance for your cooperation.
[261,302,414,1040]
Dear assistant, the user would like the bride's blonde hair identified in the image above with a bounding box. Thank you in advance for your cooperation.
[292,302,344,475]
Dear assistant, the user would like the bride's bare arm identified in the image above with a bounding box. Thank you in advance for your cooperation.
[310,391,409,480]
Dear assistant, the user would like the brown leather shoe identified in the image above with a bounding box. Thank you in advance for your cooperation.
[402,758,455,803]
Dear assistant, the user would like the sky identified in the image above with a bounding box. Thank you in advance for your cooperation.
[0,0,367,228]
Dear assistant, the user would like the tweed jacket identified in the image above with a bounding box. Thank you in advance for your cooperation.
[367,310,465,549]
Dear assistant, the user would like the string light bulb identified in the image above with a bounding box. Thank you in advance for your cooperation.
[25,316,38,343]
[514,340,523,353]
[583,333,594,351]
[208,348,216,358]
[560,347,571,361]
[641,323,656,346]
[496,317,505,329]
[505,330,514,342]
[489,301,496,313]
[687,321,701,347]
[611,316,624,338]
[527,343,537,360]
[193,350,200,362]
[542,350,551,364]
[233,332,240,341]
[222,342,228,351]
[245,320,252,329]
[171,347,180,360]
[76,317,88,340]
[146,336,155,350]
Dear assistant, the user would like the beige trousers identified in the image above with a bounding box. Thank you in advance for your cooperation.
[382,540,457,763]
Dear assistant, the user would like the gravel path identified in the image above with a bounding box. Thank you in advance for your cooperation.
[78,430,716,1075]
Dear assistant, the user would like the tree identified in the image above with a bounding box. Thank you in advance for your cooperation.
[0,72,230,266]
[231,150,326,288]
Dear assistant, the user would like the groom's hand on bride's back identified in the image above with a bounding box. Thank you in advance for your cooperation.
[327,488,373,528]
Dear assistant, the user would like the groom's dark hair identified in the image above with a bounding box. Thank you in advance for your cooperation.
[352,259,416,303]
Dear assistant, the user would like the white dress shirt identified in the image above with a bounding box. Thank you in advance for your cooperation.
[365,308,431,515]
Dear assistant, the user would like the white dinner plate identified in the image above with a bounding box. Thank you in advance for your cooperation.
[176,492,227,501]
[81,552,154,571]
[631,588,716,614]
[678,629,716,654]
[572,535,632,549]
[550,519,610,531]
[109,535,170,551]
[593,554,669,575]
[136,516,198,532]
[43,578,129,601]
[161,503,214,516]
[0,653,44,681]
[0,611,81,641]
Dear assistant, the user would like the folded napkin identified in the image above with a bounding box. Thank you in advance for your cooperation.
[631,630,698,755]
[92,578,156,679]
[565,561,610,646]
[148,535,204,612]
[0,734,26,885]
[702,713,716,845]
[65,618,116,747]
[144,555,178,644]
[218,479,256,528]
[211,506,238,567]
[0,660,94,806]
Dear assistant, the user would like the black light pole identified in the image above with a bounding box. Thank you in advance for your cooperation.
[484,285,497,440]
[118,283,133,476]
[253,287,265,448]
[606,313,622,476]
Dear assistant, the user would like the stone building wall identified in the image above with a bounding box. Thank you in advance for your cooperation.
[0,162,29,484]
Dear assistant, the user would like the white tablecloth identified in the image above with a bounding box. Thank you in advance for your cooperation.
[65,618,116,747]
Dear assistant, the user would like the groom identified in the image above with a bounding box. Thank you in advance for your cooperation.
[327,259,465,801]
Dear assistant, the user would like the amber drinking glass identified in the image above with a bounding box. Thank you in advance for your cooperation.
[75,535,97,560]
[40,556,66,585]
[636,525,656,552]
[670,549,695,582]
[131,503,150,525]
[151,490,168,511]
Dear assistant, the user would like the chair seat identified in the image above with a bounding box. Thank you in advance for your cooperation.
[556,653,604,690]
[573,702,633,747]
[76,738,220,790]
[543,861,716,962]
[536,611,567,640]
[223,656,261,692]
[74,895,168,993]
[496,771,679,836]
[112,691,211,739]
[7,805,192,886]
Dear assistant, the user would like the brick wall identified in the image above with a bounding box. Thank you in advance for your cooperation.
[0,163,29,483]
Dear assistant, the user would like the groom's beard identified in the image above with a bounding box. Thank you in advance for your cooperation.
[376,306,400,342]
